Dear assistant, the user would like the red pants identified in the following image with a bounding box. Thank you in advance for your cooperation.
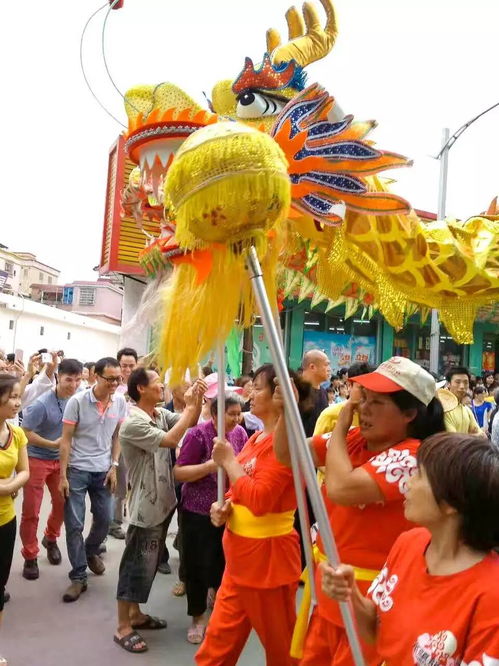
[195,572,299,666]
[20,457,64,560]
[300,610,381,666]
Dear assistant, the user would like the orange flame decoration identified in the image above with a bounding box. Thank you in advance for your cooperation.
[271,84,412,223]
[232,54,300,94]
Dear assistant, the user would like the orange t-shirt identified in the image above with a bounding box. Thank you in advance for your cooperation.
[223,431,301,589]
[369,528,499,665]
[312,427,420,625]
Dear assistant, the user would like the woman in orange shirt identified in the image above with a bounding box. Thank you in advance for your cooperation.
[273,356,445,665]
[195,363,310,666]
[322,432,499,666]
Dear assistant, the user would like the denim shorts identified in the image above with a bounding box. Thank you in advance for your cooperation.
[116,520,167,604]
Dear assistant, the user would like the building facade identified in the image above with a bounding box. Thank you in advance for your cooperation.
[30,280,123,326]
[282,300,499,378]
[0,247,60,296]
[0,293,121,362]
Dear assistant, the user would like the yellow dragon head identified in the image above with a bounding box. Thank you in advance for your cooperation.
[210,0,338,130]
[115,0,499,371]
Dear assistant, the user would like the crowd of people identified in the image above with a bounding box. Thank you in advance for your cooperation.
[0,345,498,665]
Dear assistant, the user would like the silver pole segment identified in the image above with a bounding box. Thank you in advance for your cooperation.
[429,128,450,375]
[216,344,226,506]
[247,247,365,666]
[286,417,317,606]
[272,303,317,605]
[437,128,450,220]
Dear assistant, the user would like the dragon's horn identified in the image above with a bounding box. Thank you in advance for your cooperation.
[486,196,498,215]
[267,0,338,68]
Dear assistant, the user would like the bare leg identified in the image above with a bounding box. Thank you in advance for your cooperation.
[115,600,146,650]
[192,612,207,627]
[0,610,7,664]
[127,602,150,626]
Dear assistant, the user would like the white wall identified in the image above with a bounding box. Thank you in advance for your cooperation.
[120,276,149,356]
[0,293,121,363]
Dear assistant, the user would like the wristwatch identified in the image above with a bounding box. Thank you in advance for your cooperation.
[111,460,119,468]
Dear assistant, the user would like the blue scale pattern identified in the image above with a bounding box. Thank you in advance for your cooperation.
[295,140,380,161]
[273,98,321,138]
[308,119,350,138]
[303,194,336,214]
[293,171,366,194]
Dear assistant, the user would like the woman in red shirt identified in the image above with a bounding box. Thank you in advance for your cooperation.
[322,432,499,666]
[195,364,310,666]
[273,356,445,665]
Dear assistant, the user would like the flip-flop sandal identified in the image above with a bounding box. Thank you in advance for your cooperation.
[131,615,167,630]
[187,623,206,645]
[114,631,148,653]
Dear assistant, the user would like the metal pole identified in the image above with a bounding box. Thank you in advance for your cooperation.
[216,344,226,506]
[247,247,365,666]
[286,414,317,606]
[272,306,317,606]
[437,128,450,221]
[429,128,450,375]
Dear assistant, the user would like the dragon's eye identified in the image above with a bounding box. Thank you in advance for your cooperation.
[236,91,285,119]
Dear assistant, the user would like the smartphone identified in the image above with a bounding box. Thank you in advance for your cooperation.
[15,349,23,363]
[41,352,52,364]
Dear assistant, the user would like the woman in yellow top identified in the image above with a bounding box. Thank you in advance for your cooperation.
[0,373,29,637]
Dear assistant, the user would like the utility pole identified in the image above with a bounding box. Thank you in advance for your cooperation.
[428,100,499,374]
[429,128,449,375]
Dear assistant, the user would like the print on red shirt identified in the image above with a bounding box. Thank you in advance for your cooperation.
[368,529,499,666]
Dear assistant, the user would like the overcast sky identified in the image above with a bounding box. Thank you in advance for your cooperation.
[1,0,498,282]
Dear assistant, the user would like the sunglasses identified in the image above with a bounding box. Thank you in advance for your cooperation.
[99,375,122,384]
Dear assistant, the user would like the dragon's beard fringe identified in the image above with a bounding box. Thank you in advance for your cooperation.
[157,243,279,384]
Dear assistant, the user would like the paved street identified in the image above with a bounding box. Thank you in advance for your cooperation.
[1,494,264,665]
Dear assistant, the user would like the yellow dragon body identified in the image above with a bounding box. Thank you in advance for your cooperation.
[121,0,499,351]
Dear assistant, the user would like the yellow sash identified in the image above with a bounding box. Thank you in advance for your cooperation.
[227,503,295,539]
[290,545,379,659]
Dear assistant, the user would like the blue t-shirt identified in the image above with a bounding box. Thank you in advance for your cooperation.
[22,390,68,461]
[471,400,493,428]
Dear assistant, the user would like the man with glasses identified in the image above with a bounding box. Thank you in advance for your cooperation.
[109,347,139,539]
[58,357,127,602]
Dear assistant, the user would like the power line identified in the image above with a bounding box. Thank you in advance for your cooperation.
[80,1,126,128]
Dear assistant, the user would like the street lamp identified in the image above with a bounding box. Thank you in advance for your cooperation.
[428,100,499,375]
